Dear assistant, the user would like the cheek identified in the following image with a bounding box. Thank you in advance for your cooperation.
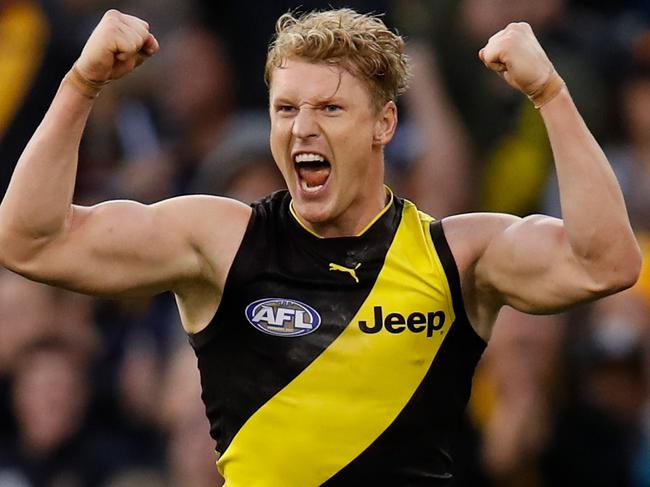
[269,128,285,164]
[336,128,374,169]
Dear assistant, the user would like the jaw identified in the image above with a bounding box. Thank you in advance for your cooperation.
[286,156,387,237]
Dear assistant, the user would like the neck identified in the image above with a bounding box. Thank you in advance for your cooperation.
[292,186,391,238]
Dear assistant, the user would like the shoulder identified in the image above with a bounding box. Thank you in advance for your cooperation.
[152,193,252,270]
[151,194,252,238]
[439,212,520,268]
[152,193,252,218]
[438,212,521,339]
[441,212,562,272]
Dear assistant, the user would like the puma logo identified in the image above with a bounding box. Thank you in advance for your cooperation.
[329,262,361,283]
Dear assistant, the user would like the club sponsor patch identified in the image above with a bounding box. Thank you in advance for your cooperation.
[245,298,321,337]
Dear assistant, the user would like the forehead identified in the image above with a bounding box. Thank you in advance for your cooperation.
[269,57,371,104]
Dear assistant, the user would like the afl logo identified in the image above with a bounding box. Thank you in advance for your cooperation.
[245,298,321,337]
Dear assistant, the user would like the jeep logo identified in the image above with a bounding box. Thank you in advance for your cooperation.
[245,298,321,337]
[359,306,446,337]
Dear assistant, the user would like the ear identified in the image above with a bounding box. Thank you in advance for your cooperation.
[372,101,398,147]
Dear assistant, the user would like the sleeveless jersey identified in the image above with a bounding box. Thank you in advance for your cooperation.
[189,190,486,486]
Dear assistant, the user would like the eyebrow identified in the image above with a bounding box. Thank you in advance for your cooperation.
[271,95,346,107]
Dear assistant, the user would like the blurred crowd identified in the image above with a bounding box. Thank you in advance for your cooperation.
[1,0,650,485]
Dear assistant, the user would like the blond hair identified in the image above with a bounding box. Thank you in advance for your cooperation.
[265,8,412,111]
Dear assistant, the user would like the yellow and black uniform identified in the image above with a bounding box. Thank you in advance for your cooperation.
[189,190,486,486]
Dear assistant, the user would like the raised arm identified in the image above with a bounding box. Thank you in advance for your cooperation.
[0,11,250,320]
[444,23,641,338]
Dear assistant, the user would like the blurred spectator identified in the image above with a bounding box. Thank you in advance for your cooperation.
[159,344,224,487]
[0,270,99,456]
[602,60,650,231]
[190,111,284,203]
[90,294,175,470]
[468,308,565,485]
[0,338,103,486]
[153,24,234,193]
[0,270,55,371]
[396,43,474,216]
[540,289,648,486]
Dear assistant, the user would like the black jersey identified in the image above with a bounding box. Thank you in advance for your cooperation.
[189,190,486,486]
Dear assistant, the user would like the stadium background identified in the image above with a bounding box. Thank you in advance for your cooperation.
[1,0,650,485]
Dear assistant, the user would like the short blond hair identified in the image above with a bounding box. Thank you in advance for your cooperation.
[265,8,412,111]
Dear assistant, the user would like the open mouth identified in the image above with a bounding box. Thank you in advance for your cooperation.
[294,153,331,193]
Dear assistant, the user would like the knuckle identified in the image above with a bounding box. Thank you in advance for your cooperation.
[486,33,500,46]
[510,22,527,30]
[504,22,527,36]
[500,30,517,45]
[105,23,120,36]
[104,9,122,20]
[121,40,137,53]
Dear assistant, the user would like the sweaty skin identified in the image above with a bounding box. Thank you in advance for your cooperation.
[0,13,641,344]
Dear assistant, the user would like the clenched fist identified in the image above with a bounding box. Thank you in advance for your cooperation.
[479,23,564,108]
[76,10,159,84]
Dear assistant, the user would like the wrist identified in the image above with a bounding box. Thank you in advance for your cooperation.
[63,65,110,99]
[527,72,566,109]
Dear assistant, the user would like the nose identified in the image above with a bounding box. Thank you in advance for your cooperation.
[291,106,319,140]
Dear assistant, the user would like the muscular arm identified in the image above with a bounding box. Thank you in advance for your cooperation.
[479,86,640,309]
[448,23,641,337]
[0,11,250,305]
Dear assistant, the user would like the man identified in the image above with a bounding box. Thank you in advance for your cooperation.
[0,7,641,486]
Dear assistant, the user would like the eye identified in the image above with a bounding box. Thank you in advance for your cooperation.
[276,105,296,114]
[323,104,342,113]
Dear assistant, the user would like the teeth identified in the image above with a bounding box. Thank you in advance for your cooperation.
[295,153,325,163]
[300,179,324,192]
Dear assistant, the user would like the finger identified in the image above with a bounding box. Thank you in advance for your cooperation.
[134,34,158,66]
[113,38,139,62]
[121,13,150,32]
[479,50,506,71]
[120,14,150,42]
[114,24,147,61]
[141,33,159,56]
[117,19,148,47]
[488,61,507,73]
[479,41,508,73]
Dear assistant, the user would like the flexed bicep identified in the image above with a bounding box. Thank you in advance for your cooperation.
[474,214,624,314]
[4,195,250,298]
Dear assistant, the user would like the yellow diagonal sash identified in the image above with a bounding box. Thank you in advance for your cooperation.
[220,203,455,486]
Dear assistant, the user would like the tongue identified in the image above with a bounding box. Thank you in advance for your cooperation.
[298,165,330,188]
